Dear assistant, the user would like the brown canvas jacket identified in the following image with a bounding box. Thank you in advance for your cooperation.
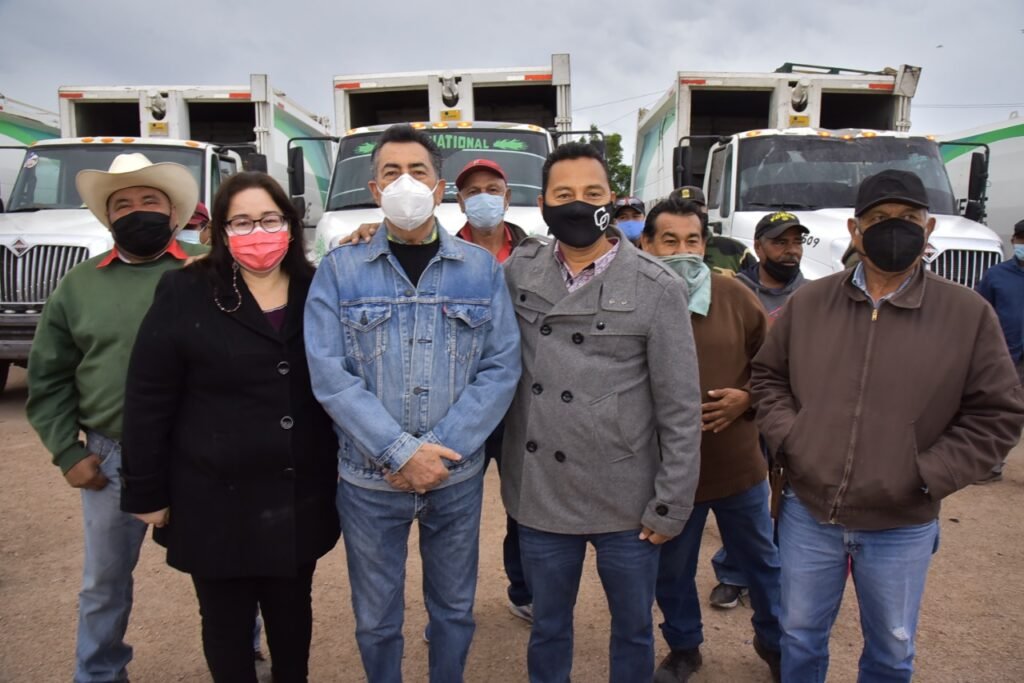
[751,266,1024,530]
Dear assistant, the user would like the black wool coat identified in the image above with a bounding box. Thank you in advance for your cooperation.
[121,265,339,579]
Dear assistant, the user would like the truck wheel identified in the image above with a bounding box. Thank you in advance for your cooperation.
[0,362,9,394]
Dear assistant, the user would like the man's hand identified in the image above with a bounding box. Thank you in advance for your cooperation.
[701,388,751,434]
[64,454,109,491]
[134,508,170,527]
[639,527,672,545]
[398,443,462,494]
[384,470,414,492]
[336,222,380,246]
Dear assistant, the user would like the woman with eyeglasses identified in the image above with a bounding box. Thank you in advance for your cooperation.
[119,172,339,683]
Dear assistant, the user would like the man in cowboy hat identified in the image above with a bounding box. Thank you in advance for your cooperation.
[26,153,207,683]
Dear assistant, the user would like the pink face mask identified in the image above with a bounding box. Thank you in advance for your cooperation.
[228,230,290,272]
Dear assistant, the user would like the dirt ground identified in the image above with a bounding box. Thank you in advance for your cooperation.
[0,366,1022,682]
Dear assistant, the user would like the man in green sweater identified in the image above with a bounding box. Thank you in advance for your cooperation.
[26,153,206,683]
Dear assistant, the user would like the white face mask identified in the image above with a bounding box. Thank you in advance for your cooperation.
[379,174,438,231]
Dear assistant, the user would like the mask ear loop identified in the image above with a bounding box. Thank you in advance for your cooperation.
[214,261,243,313]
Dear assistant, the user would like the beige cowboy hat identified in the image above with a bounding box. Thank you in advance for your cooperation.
[76,153,199,229]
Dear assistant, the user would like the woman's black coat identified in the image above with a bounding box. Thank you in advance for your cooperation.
[121,265,339,579]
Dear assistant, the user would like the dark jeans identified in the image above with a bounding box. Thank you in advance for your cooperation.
[484,426,532,606]
[191,562,316,683]
[519,525,661,683]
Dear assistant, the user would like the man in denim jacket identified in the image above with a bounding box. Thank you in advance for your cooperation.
[305,124,522,683]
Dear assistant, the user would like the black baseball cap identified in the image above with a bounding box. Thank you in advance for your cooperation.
[674,185,706,205]
[613,197,645,217]
[1014,219,1024,236]
[754,211,810,240]
[854,170,929,217]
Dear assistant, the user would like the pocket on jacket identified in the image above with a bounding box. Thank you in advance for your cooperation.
[444,302,492,362]
[587,391,633,462]
[339,303,391,361]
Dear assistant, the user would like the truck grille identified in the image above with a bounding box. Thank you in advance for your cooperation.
[925,250,1000,289]
[1,245,90,305]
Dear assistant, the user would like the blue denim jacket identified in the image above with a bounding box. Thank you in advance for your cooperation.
[305,224,522,491]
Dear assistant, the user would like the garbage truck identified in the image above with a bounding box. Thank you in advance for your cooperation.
[0,95,59,204]
[632,63,1003,286]
[306,54,573,260]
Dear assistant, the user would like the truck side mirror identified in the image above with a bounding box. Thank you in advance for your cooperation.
[672,146,693,189]
[964,200,985,223]
[291,196,307,220]
[967,151,987,203]
[244,153,268,173]
[288,147,306,197]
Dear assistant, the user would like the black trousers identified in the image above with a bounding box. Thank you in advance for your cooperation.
[191,562,317,683]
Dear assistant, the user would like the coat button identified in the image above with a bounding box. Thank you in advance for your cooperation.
[519,294,527,302]
[561,391,573,403]
[656,504,668,516]
[596,321,606,330]
[405,289,414,297]
[526,441,538,453]
[280,416,294,430]
[554,451,566,463]
[572,332,584,344]
[282,467,295,479]
[532,383,543,395]
[277,361,290,375]
[540,324,552,335]
[412,386,427,395]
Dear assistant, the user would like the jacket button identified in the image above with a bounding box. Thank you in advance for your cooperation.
[561,391,573,403]
[540,324,552,335]
[520,294,527,302]
[554,451,566,463]
[412,386,427,395]
[596,321,606,330]
[656,504,668,516]
[282,467,295,479]
[526,441,538,453]
[280,416,294,430]
[532,383,543,395]
[405,289,414,297]
[277,361,290,375]
[572,332,584,344]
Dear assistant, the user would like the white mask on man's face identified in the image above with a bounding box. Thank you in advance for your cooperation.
[379,174,438,231]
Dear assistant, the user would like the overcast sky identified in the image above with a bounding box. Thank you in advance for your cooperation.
[2,0,1021,162]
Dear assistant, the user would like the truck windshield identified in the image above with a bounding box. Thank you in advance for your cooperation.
[327,129,549,210]
[7,145,205,212]
[736,136,957,215]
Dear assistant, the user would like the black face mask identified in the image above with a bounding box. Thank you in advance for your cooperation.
[859,218,925,273]
[542,200,613,248]
[110,211,174,259]
[761,258,801,285]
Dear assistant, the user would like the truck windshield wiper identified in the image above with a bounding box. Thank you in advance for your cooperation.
[336,202,380,210]
[745,201,814,210]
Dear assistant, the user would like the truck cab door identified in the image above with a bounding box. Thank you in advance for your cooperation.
[705,144,734,237]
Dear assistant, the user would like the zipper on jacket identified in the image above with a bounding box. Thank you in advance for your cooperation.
[829,304,879,523]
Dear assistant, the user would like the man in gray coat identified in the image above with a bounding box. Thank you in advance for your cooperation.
[502,142,702,683]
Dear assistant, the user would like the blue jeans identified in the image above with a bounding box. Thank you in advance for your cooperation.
[710,546,747,588]
[779,490,940,683]
[76,432,147,683]
[336,474,484,683]
[518,525,661,683]
[656,480,781,652]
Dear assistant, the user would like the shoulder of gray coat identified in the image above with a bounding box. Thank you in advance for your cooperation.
[634,248,680,283]
[515,234,551,256]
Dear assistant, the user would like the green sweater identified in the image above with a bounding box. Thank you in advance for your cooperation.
[26,241,207,473]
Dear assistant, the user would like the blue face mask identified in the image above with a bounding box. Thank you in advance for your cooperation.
[463,193,506,232]
[177,229,202,244]
[1014,244,1024,261]
[617,219,644,241]
[661,253,712,316]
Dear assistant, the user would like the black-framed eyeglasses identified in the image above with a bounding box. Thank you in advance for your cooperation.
[225,213,288,236]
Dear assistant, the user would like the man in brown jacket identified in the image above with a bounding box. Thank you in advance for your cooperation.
[751,169,1024,683]
[641,196,782,683]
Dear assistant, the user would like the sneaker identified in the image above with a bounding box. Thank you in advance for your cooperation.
[709,582,748,609]
[508,602,533,623]
[422,625,430,644]
[654,647,702,683]
[974,470,1003,485]
[753,635,782,683]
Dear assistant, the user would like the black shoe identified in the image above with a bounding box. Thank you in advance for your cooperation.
[709,582,748,609]
[753,635,782,683]
[654,647,702,683]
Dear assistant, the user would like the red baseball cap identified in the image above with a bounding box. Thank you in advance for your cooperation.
[455,159,508,190]
[187,202,210,227]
